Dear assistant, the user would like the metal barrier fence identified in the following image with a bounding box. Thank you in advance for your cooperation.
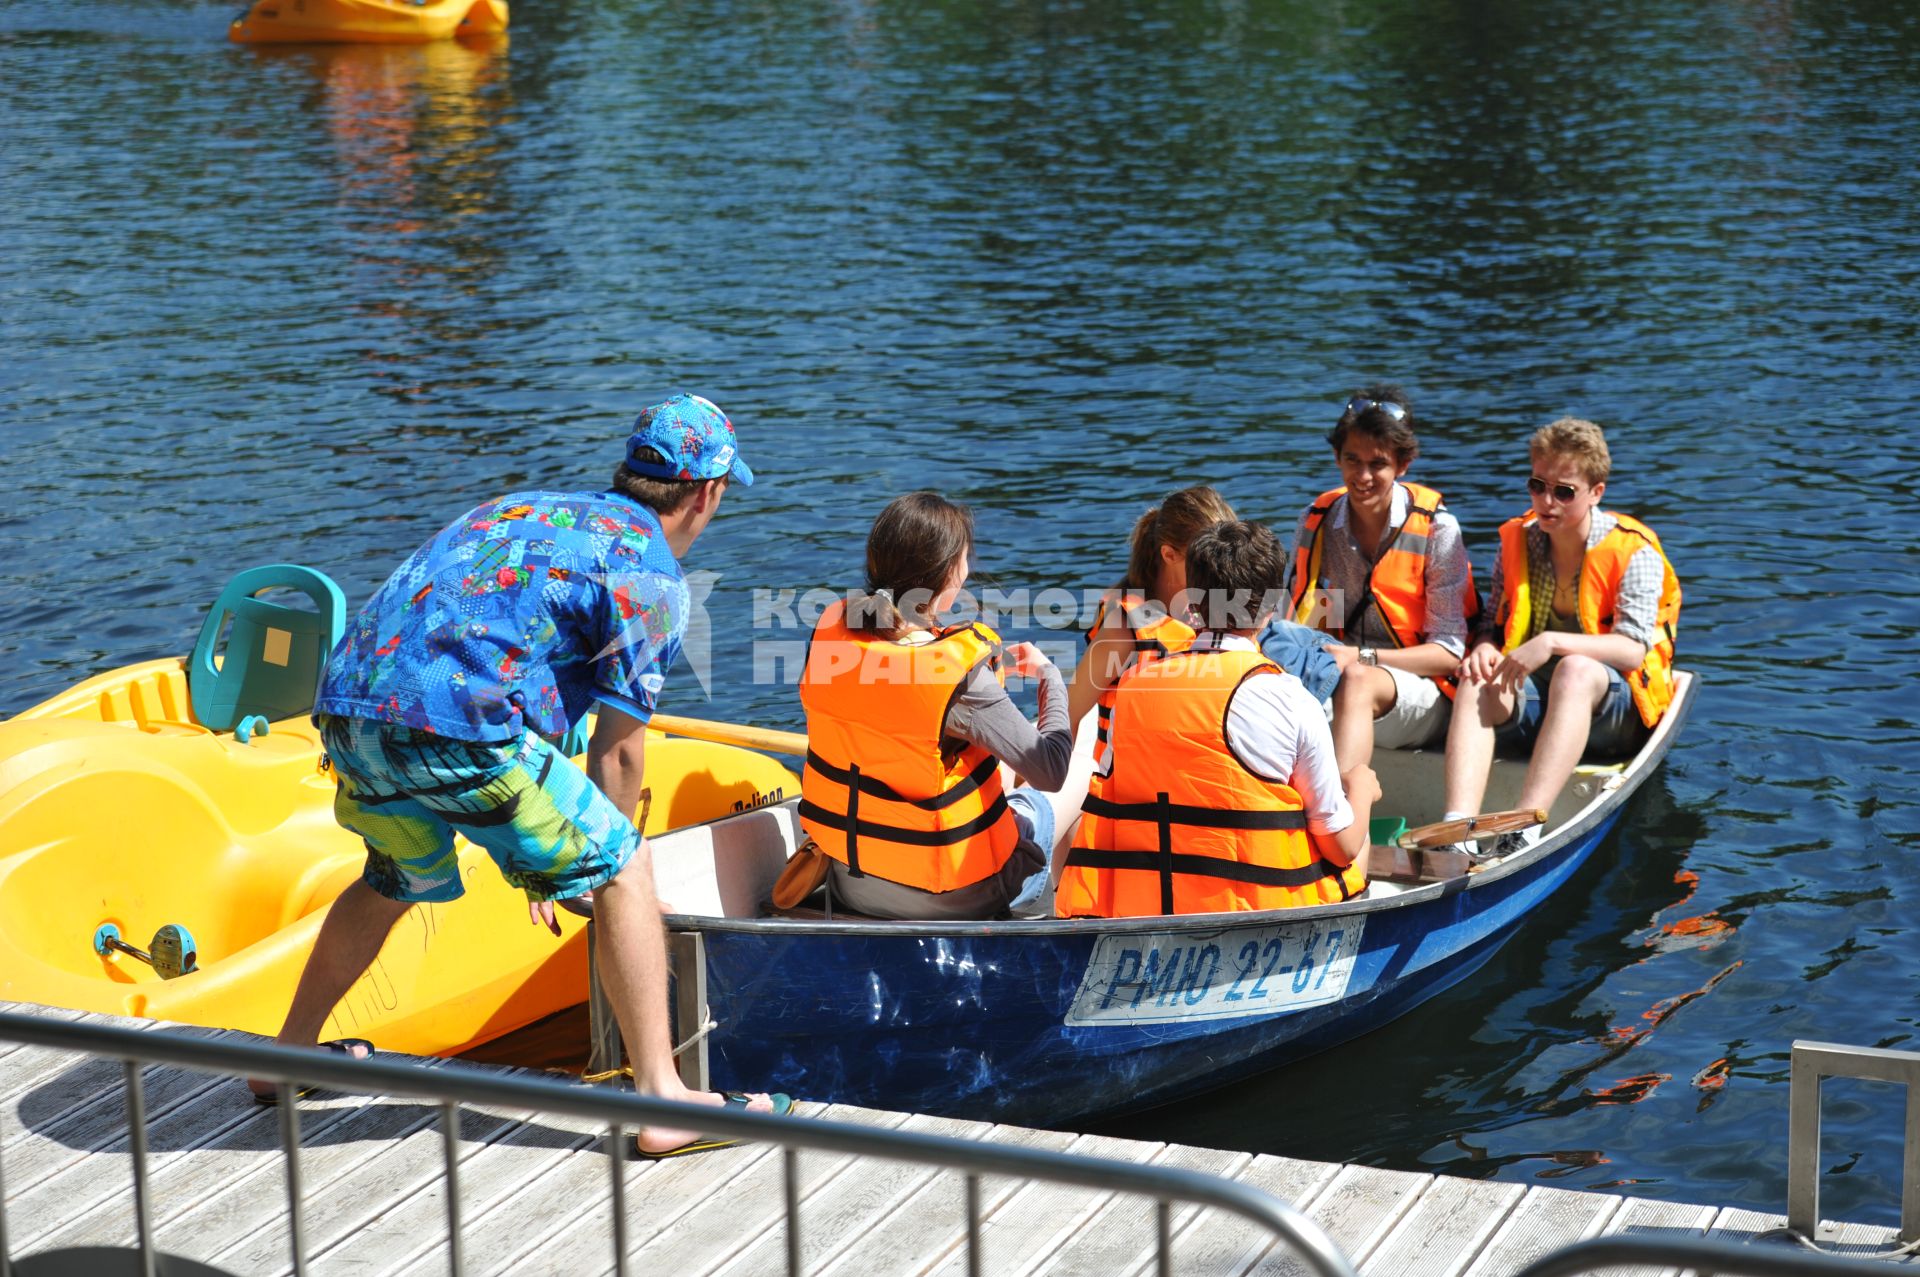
[6,1013,1918,1277]
[1510,1234,1909,1276]
[1790,1039,1920,1243]
[0,1010,1354,1277]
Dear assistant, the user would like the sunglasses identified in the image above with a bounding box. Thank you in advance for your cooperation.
[1345,395,1409,422]
[1527,476,1582,502]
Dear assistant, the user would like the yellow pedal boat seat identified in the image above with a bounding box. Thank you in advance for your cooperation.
[0,655,794,1057]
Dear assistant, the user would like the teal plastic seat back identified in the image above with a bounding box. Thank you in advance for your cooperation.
[189,565,347,733]
[554,716,594,759]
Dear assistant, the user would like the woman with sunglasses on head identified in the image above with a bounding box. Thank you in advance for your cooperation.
[798,491,1074,920]
[1441,418,1682,856]
[1284,385,1478,774]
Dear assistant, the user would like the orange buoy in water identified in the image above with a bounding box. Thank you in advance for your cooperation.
[229,0,508,45]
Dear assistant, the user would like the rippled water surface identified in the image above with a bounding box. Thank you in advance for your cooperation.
[5,0,1920,1226]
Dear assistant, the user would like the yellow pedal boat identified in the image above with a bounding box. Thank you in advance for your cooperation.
[229,0,508,46]
[0,658,796,1057]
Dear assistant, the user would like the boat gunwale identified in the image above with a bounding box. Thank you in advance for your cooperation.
[665,669,1698,940]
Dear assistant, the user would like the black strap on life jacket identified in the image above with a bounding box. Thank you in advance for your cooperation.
[1079,792,1309,831]
[1156,790,1175,914]
[845,762,862,877]
[1062,847,1348,888]
[797,793,1012,850]
[1068,792,1323,907]
[803,750,996,812]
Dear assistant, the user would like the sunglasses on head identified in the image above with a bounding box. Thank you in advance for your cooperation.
[1527,476,1582,502]
[1345,395,1409,422]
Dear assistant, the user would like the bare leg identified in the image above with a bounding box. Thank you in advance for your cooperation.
[1330,664,1397,775]
[594,845,773,1153]
[1443,675,1517,817]
[1046,710,1100,883]
[246,880,412,1097]
[1516,656,1608,815]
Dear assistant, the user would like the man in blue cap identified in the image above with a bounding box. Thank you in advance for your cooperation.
[250,393,791,1156]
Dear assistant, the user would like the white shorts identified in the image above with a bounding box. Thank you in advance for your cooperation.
[1373,664,1450,750]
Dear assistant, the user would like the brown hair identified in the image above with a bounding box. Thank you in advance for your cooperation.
[612,451,725,516]
[1120,485,1237,597]
[847,491,975,639]
[1183,521,1289,631]
[1530,417,1611,486]
[1326,382,1419,466]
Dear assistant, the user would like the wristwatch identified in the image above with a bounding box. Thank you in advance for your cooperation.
[1358,647,1378,667]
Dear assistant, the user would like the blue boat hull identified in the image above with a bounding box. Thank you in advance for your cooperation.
[680,676,1692,1126]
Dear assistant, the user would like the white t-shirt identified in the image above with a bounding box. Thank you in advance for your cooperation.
[1094,631,1355,837]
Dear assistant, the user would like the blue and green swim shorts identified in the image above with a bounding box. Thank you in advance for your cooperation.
[317,715,638,904]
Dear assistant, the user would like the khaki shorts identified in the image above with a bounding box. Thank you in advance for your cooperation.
[1371,664,1452,750]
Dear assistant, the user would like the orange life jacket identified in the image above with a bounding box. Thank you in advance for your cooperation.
[1288,482,1479,697]
[1084,591,1196,767]
[1495,511,1682,728]
[1057,644,1365,918]
[798,599,1019,893]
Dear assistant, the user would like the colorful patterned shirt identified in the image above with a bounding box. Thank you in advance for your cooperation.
[315,490,687,742]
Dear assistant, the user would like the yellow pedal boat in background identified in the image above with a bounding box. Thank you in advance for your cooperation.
[0,657,797,1058]
[229,0,508,46]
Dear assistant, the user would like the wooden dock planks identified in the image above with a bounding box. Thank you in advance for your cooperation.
[1,1003,1911,1276]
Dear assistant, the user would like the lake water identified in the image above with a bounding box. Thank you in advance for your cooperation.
[5,0,1919,1228]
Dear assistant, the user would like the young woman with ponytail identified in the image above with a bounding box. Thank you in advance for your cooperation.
[796,492,1073,920]
[1066,485,1238,741]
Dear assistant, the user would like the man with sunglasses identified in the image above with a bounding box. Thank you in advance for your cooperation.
[1441,417,1682,856]
[1283,386,1478,773]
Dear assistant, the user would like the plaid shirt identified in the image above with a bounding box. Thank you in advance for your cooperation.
[1288,484,1472,658]
[1475,509,1662,651]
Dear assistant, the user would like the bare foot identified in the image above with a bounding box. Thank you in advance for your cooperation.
[634,1089,777,1156]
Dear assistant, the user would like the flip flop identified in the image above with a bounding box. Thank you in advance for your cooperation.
[633,1091,796,1159]
[250,1038,376,1105]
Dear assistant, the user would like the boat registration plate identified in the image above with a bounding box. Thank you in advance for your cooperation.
[1065,916,1366,1026]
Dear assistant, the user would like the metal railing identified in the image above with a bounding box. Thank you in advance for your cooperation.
[0,1010,1355,1277]
[1511,1234,1908,1276]
[1790,1039,1920,1243]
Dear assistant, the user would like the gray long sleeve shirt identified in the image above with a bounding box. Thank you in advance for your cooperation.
[942,661,1073,792]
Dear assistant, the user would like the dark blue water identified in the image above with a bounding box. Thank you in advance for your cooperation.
[5,0,1920,1227]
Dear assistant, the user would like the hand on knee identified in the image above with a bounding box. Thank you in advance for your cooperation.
[1470,681,1508,727]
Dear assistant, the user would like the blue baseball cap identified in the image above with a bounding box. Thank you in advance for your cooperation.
[625,393,755,487]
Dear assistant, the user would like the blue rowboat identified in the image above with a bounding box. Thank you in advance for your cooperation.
[650,672,1698,1126]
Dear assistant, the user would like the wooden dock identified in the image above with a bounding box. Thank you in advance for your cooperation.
[1,1003,1907,1275]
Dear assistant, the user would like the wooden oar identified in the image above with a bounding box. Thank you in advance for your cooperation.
[649,713,808,757]
[1397,808,1548,851]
